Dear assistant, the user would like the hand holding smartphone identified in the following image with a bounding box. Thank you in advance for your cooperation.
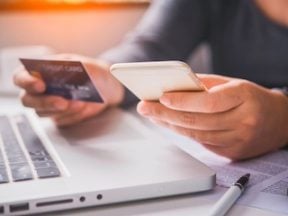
[110,61,206,101]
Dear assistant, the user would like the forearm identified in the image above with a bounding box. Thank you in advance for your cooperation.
[101,0,208,63]
[99,0,209,108]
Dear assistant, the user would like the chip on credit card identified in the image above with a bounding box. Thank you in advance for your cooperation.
[20,58,104,103]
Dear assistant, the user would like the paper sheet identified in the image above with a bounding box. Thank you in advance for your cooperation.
[146,122,288,215]
[198,150,288,214]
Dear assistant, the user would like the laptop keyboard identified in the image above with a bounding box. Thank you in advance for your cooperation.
[0,115,61,184]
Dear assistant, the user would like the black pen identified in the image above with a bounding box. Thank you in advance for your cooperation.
[208,173,250,216]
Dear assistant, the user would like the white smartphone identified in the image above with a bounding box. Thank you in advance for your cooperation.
[110,61,206,101]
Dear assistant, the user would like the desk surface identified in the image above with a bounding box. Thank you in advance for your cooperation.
[0,96,286,216]
[41,193,286,216]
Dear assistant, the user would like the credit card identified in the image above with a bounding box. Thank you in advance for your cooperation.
[20,58,104,103]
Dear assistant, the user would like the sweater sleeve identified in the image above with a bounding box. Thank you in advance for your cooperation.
[100,0,209,108]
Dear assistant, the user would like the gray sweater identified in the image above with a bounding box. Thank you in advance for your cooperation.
[100,0,288,107]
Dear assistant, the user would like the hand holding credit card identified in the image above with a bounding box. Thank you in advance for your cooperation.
[20,58,104,103]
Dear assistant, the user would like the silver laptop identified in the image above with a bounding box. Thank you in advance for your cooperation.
[0,108,215,215]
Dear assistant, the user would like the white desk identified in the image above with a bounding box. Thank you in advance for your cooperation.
[0,96,286,216]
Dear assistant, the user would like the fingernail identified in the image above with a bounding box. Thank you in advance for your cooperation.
[54,101,68,110]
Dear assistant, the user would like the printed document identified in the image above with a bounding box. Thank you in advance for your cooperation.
[202,150,288,214]
[150,123,288,215]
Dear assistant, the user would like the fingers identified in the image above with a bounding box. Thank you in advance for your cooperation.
[196,74,232,89]
[53,102,106,127]
[14,69,45,94]
[20,91,69,111]
[21,93,105,127]
[148,117,234,147]
[148,116,249,160]
[138,101,235,131]
[35,110,63,117]
[200,144,239,160]
[160,80,244,113]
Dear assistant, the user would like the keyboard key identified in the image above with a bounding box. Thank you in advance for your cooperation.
[0,116,27,166]
[36,167,60,179]
[15,115,48,154]
[0,145,7,185]
[16,115,61,178]
[30,150,49,157]
[0,148,5,168]
[34,161,57,169]
[31,156,52,163]
[7,156,27,164]
[0,168,9,183]
[10,163,33,182]
[0,114,61,183]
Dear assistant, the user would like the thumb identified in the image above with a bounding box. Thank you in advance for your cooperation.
[83,60,124,106]
[197,74,232,89]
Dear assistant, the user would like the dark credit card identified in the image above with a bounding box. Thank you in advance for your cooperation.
[20,58,104,103]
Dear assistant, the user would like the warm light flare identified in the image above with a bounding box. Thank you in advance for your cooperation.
[0,0,150,11]
[46,0,148,3]
[47,0,89,4]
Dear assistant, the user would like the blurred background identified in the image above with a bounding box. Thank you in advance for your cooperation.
[0,0,210,94]
[0,0,148,55]
[0,0,148,93]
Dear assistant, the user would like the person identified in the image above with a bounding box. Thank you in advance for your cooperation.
[13,0,288,160]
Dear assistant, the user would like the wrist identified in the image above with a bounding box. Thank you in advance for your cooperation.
[272,88,288,144]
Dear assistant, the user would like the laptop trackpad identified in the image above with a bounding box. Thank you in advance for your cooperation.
[44,108,215,191]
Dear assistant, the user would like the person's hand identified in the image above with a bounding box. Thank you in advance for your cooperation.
[13,54,124,127]
[137,74,288,160]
